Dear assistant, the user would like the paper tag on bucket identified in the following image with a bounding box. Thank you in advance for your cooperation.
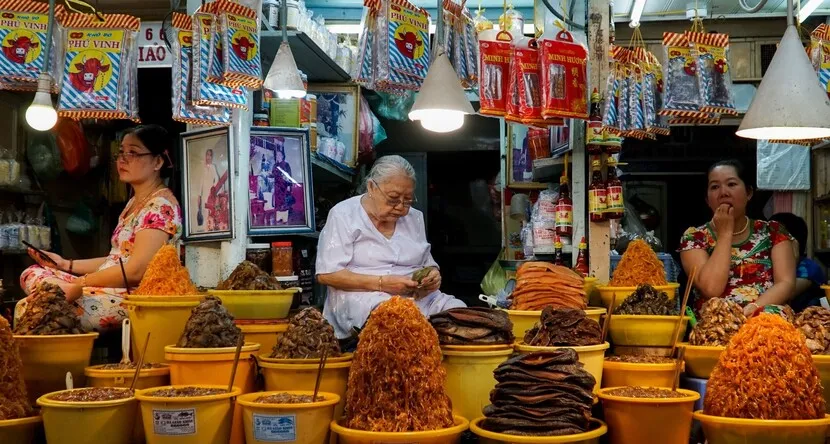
[153,408,196,436]
[253,413,296,442]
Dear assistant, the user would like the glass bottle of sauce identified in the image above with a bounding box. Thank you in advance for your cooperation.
[589,159,607,223]
[553,234,564,266]
[606,158,624,220]
[555,175,573,238]
[587,88,603,155]
[573,237,589,276]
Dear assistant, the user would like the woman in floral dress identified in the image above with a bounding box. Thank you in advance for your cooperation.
[16,125,182,332]
[679,160,796,317]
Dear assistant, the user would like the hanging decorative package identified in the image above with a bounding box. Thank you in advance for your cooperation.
[625,48,646,139]
[191,10,248,110]
[381,0,430,91]
[539,30,589,120]
[687,31,737,115]
[0,0,56,86]
[464,14,478,86]
[478,34,511,116]
[354,9,376,89]
[514,38,547,126]
[661,32,706,119]
[57,13,140,120]
[809,23,830,98]
[215,0,262,89]
[615,49,630,135]
[642,51,669,136]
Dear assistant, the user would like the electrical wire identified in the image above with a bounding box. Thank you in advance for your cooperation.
[738,0,768,13]
[540,0,585,30]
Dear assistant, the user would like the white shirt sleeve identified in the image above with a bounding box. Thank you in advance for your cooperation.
[315,209,355,274]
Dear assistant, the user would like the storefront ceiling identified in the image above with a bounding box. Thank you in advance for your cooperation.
[612,0,830,22]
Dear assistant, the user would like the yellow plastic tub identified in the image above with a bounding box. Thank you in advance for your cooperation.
[124,299,201,363]
[470,417,607,443]
[330,415,469,444]
[258,352,354,365]
[597,283,680,310]
[608,315,689,347]
[37,388,137,444]
[164,343,261,394]
[515,342,610,393]
[679,343,725,379]
[0,416,42,443]
[125,294,205,302]
[602,360,677,388]
[441,344,513,352]
[505,307,607,341]
[813,355,830,413]
[237,391,340,444]
[208,289,298,320]
[442,348,513,422]
[259,358,352,420]
[693,411,830,444]
[598,387,699,444]
[236,322,289,354]
[15,332,99,405]
[136,385,241,444]
[84,364,170,389]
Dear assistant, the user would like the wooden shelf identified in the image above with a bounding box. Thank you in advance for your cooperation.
[311,154,354,184]
[261,31,350,83]
[813,140,830,151]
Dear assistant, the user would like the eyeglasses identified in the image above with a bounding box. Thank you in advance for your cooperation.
[371,180,416,208]
[114,151,155,163]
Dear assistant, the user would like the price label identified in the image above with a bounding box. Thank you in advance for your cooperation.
[152,408,196,436]
[138,21,171,68]
[253,414,296,442]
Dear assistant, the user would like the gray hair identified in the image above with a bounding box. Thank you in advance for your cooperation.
[365,155,416,187]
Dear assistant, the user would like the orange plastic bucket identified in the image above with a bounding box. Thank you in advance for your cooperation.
[136,385,241,444]
[0,416,43,443]
[237,391,340,444]
[330,415,469,444]
[259,357,352,420]
[601,360,677,388]
[14,333,98,405]
[236,322,289,355]
[124,299,202,363]
[164,343,261,393]
[84,364,171,389]
[597,387,699,444]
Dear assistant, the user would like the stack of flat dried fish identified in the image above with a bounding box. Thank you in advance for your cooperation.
[483,349,595,436]
[429,308,514,345]
[796,307,830,355]
[0,317,32,420]
[177,296,243,348]
[511,262,586,311]
[613,284,677,315]
[217,261,280,291]
[270,307,341,358]
[13,283,82,335]
[524,307,601,347]
[689,298,746,346]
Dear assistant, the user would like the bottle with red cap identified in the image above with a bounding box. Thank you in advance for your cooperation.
[589,158,607,223]
[587,88,603,155]
[606,157,624,220]
[553,234,564,266]
[574,237,589,276]
[555,174,573,238]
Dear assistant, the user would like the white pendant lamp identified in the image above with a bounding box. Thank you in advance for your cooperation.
[408,50,474,133]
[25,0,57,132]
[736,0,830,140]
[263,0,306,99]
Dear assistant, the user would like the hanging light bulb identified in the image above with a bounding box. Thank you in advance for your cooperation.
[25,73,57,132]
[263,0,306,99]
[408,51,474,133]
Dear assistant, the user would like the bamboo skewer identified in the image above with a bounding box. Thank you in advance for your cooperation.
[671,266,697,358]
[601,294,617,344]
[129,332,150,391]
[228,337,244,393]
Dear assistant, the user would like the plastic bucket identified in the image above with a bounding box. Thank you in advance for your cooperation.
[15,333,98,405]
[608,315,689,347]
[505,308,607,341]
[470,417,607,443]
[442,348,513,422]
[124,299,201,363]
[257,352,354,365]
[515,342,609,393]
[812,355,830,413]
[85,364,171,389]
[330,415,469,444]
[0,416,42,444]
[237,391,340,444]
[679,343,725,379]
[597,284,680,310]
[164,343,261,394]
[693,411,830,444]
[602,360,677,388]
[208,290,297,320]
[136,385,241,444]
[236,322,289,355]
[597,387,699,444]
[37,389,137,444]
[259,358,352,420]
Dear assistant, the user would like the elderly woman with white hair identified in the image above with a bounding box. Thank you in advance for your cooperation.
[316,155,466,339]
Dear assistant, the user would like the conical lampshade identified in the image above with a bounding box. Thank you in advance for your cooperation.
[409,52,475,133]
[736,25,830,140]
[264,41,306,99]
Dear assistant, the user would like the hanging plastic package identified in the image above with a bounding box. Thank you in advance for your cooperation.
[626,48,647,139]
[214,0,262,89]
[600,47,622,143]
[375,0,430,91]
[57,13,140,120]
[810,24,830,98]
[53,118,89,177]
[464,14,478,87]
[124,22,139,122]
[615,49,630,135]
[191,9,248,109]
[510,38,547,126]
[642,51,669,136]
[0,0,57,87]
[354,9,376,88]
[660,32,707,119]
[539,30,589,121]
[170,13,230,126]
[687,31,737,116]
[478,31,512,116]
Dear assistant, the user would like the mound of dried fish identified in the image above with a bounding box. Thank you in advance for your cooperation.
[605,355,674,364]
[254,393,323,404]
[0,317,32,420]
[13,283,82,335]
[689,298,746,346]
[796,307,830,355]
[177,296,243,348]
[524,307,601,347]
[96,363,166,370]
[429,307,514,345]
[217,260,280,291]
[606,386,687,398]
[48,388,133,402]
[511,262,586,311]
[270,308,341,359]
[613,284,677,315]
[483,349,595,436]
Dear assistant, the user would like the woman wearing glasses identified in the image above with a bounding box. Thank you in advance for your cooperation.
[317,155,466,341]
[16,125,182,332]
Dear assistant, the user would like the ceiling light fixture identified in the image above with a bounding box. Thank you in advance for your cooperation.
[25,0,56,132]
[799,0,822,23]
[263,0,306,99]
[736,0,830,140]
[629,0,647,27]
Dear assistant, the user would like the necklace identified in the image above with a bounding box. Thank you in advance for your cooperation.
[126,182,164,218]
[732,217,750,236]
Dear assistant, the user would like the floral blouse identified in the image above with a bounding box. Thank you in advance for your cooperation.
[679,220,793,309]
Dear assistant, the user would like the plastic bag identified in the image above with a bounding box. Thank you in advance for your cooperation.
[661,32,707,119]
[515,38,546,126]
[192,9,248,110]
[688,31,737,116]
[480,258,508,296]
[478,33,512,116]
[53,118,89,177]
[625,48,646,139]
[366,90,415,120]
[756,140,811,190]
[215,0,263,89]
[810,24,830,99]
[539,30,589,121]
[0,0,57,86]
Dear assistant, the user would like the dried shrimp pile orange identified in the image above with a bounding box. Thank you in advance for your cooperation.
[345,296,453,432]
[609,239,667,287]
[134,244,199,295]
[0,317,32,420]
[511,262,586,311]
[704,314,825,419]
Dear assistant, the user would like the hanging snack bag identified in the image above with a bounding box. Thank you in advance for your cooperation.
[58,13,140,120]
[513,38,547,126]
[810,24,830,99]
[626,48,646,139]
[0,0,56,85]
[643,51,669,136]
[192,10,248,110]
[687,31,737,115]
[354,9,376,88]
[615,49,630,135]
[661,32,705,119]
[375,0,430,91]
[539,30,589,120]
[478,31,512,117]
[214,0,262,89]
[464,14,478,86]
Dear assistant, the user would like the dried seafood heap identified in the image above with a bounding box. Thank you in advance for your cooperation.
[511,262,586,311]
[606,387,687,398]
[796,307,830,355]
[0,317,32,420]
[217,260,280,291]
[704,314,825,419]
[149,387,227,397]
[135,244,199,295]
[483,349,595,436]
[689,298,746,346]
[609,239,667,287]
[605,355,674,364]
[97,363,166,370]
[270,308,341,359]
[48,388,133,402]
[254,393,323,404]
[345,297,454,432]
[176,296,243,348]
[523,307,601,347]
[13,283,82,335]
[613,284,677,315]
[429,307,514,345]
[759,305,796,323]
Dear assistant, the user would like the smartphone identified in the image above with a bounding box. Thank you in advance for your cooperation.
[22,241,58,267]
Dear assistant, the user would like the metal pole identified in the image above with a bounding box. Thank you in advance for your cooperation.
[787,0,794,26]
[436,0,444,50]
[281,0,288,41]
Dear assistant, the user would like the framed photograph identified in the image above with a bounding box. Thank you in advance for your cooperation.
[507,123,548,189]
[307,83,360,168]
[181,127,234,242]
[248,127,316,235]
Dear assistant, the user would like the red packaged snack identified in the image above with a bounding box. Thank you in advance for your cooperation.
[539,30,589,120]
[478,31,512,117]
[514,38,547,126]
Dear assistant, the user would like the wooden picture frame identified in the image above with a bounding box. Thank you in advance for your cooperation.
[307,83,360,168]
[181,127,235,242]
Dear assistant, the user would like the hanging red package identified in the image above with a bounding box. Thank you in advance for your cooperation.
[514,38,547,126]
[539,30,589,120]
[53,118,89,177]
[478,31,512,117]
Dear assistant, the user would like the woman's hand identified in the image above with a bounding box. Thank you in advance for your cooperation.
[59,282,83,303]
[418,268,442,293]
[743,302,761,317]
[28,248,69,271]
[712,204,735,238]
[381,275,418,296]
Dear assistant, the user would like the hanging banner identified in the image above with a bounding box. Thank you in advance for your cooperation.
[138,21,171,68]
